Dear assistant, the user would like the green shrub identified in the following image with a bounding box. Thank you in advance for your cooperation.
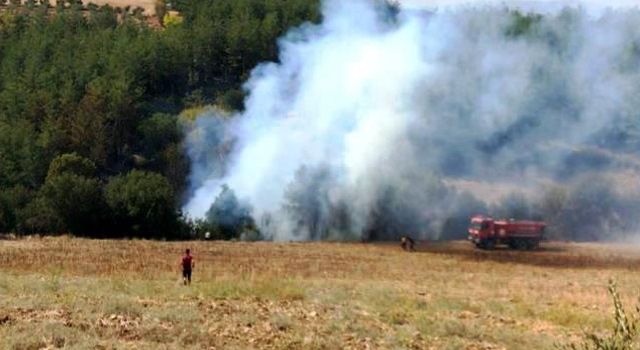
[0,185,33,233]
[105,170,177,237]
[205,185,254,240]
[138,113,180,157]
[41,173,104,234]
[46,153,97,180]
[18,195,65,234]
[558,280,639,350]
[163,12,183,27]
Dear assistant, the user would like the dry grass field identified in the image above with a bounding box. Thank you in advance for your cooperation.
[1,237,640,349]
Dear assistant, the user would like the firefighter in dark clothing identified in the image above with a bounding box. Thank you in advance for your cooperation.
[401,236,416,251]
[181,249,195,285]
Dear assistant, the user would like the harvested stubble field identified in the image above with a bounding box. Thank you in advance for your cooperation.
[1,238,640,349]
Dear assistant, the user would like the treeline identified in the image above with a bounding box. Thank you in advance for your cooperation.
[490,177,640,242]
[0,0,320,238]
[277,165,640,242]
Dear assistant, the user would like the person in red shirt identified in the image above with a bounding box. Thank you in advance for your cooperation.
[181,249,195,285]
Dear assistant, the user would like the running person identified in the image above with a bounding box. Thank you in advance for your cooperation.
[181,249,195,285]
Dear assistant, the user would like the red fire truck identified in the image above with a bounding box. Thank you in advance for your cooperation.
[468,215,546,250]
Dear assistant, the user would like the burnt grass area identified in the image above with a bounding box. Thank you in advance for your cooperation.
[418,240,640,270]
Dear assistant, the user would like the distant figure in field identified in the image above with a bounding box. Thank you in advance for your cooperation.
[181,249,195,285]
[400,236,416,252]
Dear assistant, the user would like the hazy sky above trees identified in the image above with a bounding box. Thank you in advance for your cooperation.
[401,0,639,12]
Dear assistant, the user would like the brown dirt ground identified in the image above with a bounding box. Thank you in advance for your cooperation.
[1,238,640,349]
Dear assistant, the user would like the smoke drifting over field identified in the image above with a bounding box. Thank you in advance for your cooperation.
[184,0,640,241]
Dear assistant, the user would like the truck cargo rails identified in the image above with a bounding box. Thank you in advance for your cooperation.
[468,215,546,250]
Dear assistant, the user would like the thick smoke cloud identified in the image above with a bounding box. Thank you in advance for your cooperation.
[183,0,640,241]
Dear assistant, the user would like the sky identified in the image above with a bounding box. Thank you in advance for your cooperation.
[400,0,640,13]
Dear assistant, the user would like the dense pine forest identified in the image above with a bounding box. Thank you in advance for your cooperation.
[0,0,320,238]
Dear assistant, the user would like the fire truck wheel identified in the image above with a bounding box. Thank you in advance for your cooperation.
[527,239,539,250]
[515,239,528,250]
[483,239,495,250]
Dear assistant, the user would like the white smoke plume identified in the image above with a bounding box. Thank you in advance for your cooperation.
[184,0,640,241]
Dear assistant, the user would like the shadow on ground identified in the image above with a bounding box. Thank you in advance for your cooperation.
[408,240,640,270]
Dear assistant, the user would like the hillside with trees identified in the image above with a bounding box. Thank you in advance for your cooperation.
[0,0,321,238]
[1,2,637,242]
